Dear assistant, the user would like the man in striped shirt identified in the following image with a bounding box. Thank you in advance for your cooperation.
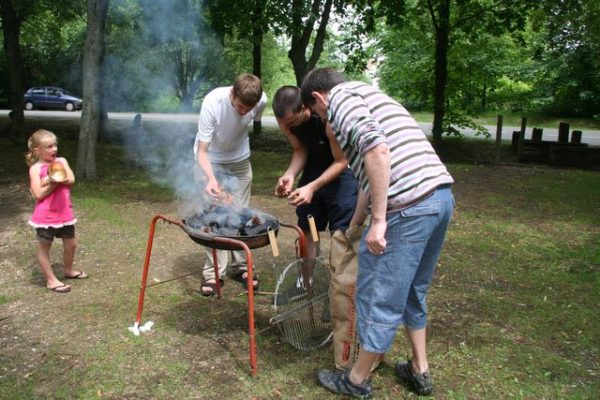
[301,67,455,398]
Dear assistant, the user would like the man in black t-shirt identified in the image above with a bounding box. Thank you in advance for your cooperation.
[272,86,358,260]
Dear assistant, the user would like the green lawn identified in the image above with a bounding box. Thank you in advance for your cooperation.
[0,132,598,399]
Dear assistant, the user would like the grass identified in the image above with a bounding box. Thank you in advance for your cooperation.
[0,123,599,399]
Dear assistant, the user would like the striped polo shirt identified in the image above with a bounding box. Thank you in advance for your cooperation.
[328,81,454,211]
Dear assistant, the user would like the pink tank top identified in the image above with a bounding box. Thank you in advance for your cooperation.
[28,161,77,228]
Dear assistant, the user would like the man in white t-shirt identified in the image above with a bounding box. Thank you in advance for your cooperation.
[193,73,267,296]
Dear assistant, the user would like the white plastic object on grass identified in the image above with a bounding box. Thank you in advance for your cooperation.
[128,321,154,336]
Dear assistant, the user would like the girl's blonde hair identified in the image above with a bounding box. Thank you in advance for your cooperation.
[25,129,57,166]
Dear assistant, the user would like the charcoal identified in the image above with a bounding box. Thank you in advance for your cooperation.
[186,206,277,237]
[244,220,279,236]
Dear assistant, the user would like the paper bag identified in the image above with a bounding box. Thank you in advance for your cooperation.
[329,225,381,370]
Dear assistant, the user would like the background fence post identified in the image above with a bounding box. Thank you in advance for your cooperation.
[558,122,570,143]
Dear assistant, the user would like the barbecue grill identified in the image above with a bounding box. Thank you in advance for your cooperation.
[183,205,279,250]
[131,211,310,376]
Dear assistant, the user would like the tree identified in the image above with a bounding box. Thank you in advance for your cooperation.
[268,0,335,85]
[0,0,31,142]
[379,0,533,142]
[204,0,269,134]
[1,0,84,142]
[534,0,600,117]
[76,0,109,180]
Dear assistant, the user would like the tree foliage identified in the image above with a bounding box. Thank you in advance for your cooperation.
[1,0,599,124]
[533,0,600,117]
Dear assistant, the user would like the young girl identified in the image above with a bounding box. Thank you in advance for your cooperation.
[26,129,87,293]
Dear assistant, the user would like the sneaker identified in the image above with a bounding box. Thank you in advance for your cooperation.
[317,368,372,399]
[395,359,433,396]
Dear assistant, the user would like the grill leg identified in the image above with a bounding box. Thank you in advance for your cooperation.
[212,248,222,298]
[134,215,162,325]
[245,249,257,376]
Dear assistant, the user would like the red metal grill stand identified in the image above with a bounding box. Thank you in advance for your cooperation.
[132,214,306,376]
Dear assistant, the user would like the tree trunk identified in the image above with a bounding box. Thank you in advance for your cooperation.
[289,46,307,87]
[288,0,333,86]
[252,0,264,136]
[76,0,109,180]
[481,82,487,111]
[431,0,450,143]
[0,0,26,143]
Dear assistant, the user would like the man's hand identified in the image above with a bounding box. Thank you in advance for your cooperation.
[287,185,314,206]
[366,219,387,255]
[217,191,233,204]
[205,178,221,198]
[275,174,294,198]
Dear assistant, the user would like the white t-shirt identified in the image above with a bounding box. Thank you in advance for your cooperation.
[194,86,267,163]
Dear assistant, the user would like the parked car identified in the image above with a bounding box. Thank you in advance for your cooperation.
[23,86,82,111]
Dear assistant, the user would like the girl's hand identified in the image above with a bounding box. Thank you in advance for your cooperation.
[41,176,53,187]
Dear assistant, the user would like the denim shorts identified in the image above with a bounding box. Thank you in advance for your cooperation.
[36,225,76,243]
[296,168,358,233]
[356,185,454,353]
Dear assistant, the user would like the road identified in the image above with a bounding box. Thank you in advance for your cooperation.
[2,110,599,146]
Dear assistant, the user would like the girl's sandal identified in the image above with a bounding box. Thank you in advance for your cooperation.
[48,284,71,293]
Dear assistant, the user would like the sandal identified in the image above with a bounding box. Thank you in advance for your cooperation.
[64,271,88,279]
[47,284,71,293]
[200,279,224,297]
[231,271,260,291]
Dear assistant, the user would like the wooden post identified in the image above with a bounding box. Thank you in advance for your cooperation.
[511,131,520,150]
[558,122,570,143]
[532,127,543,142]
[517,116,527,161]
[495,115,503,164]
[571,130,582,144]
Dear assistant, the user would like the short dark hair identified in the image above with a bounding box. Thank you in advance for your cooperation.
[300,67,347,106]
[232,73,263,107]
[272,86,303,119]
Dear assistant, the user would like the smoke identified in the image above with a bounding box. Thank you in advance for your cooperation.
[121,115,241,218]
[102,0,232,113]
[102,0,244,215]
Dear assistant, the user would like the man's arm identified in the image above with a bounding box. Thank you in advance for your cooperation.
[288,124,348,206]
[363,143,390,254]
[275,125,307,197]
[349,188,369,228]
[196,141,220,197]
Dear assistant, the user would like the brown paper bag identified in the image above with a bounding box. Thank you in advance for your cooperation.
[329,226,383,370]
[329,225,382,370]
[329,226,361,369]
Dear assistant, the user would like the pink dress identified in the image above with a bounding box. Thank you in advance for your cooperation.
[28,162,77,228]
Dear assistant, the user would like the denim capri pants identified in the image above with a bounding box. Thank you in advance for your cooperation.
[356,185,454,353]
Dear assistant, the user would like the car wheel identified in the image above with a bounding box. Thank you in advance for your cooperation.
[25,101,34,110]
[65,102,75,111]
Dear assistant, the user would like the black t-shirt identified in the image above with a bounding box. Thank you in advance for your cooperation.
[290,114,334,177]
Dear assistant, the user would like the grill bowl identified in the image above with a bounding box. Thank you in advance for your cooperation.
[182,207,279,250]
